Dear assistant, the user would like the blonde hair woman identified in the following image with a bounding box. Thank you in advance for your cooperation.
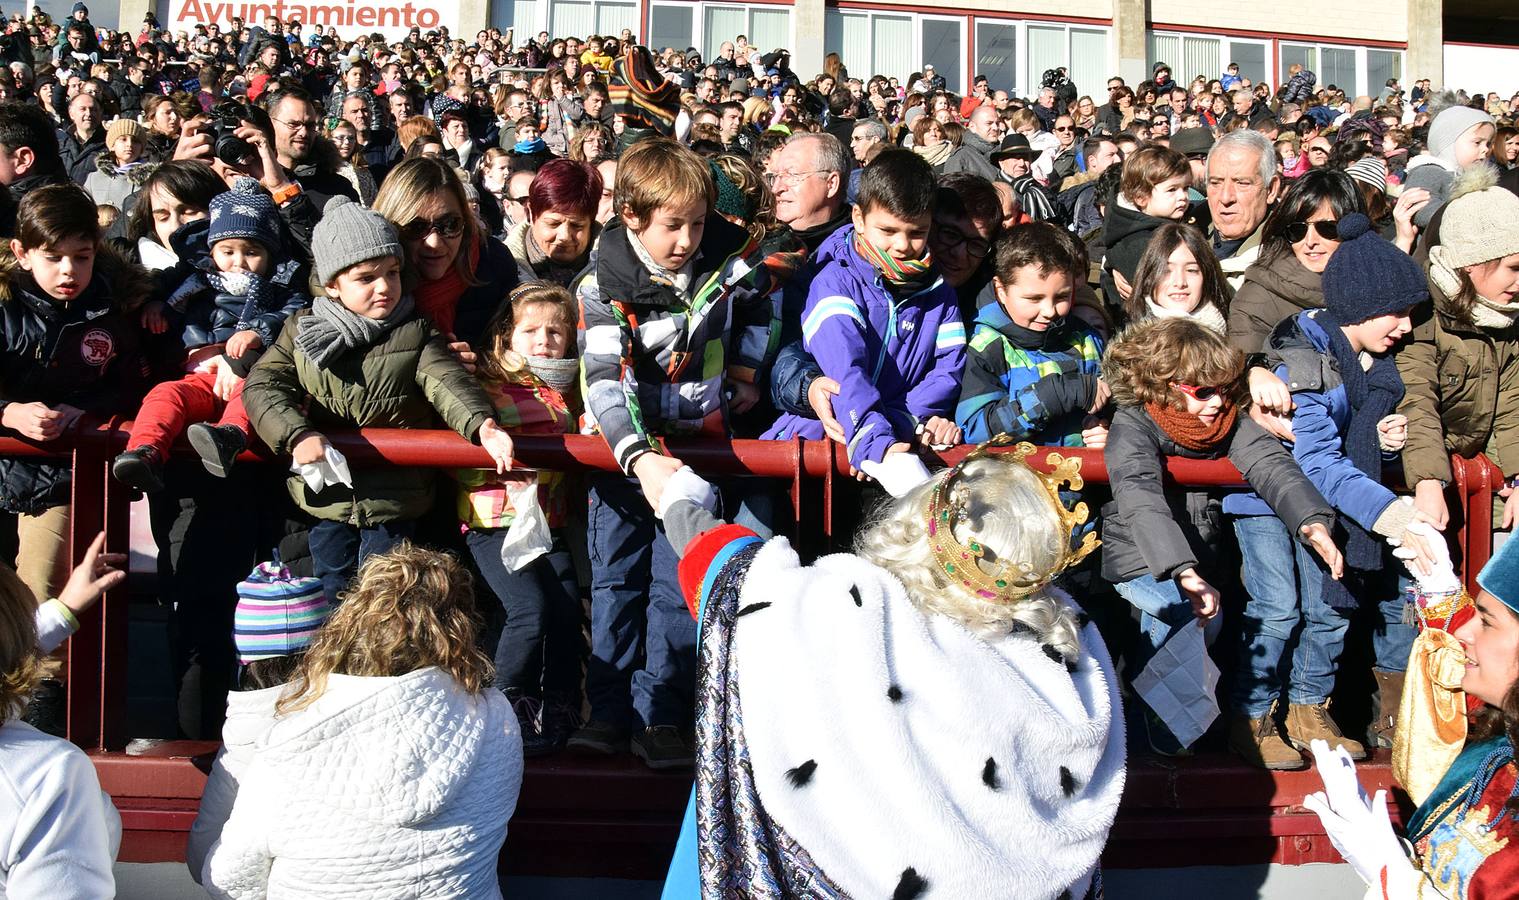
[203,544,522,898]
[372,156,523,346]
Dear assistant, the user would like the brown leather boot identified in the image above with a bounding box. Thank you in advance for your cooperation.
[1369,669,1406,750]
[1228,703,1307,771]
[1285,700,1367,760]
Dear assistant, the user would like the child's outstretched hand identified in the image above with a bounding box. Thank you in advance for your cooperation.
[1175,567,1220,620]
[633,452,686,511]
[1248,367,1294,415]
[1377,414,1408,452]
[140,300,169,334]
[807,376,846,444]
[725,378,759,415]
[1,401,71,441]
[291,431,329,466]
[1081,415,1108,449]
[917,416,961,450]
[1413,479,1450,531]
[57,531,127,617]
[1301,522,1345,579]
[477,419,515,473]
[445,333,478,374]
[225,330,263,360]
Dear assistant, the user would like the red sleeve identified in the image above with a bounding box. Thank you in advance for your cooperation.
[677,525,760,620]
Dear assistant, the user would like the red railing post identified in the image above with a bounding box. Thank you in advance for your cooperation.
[1460,454,1501,593]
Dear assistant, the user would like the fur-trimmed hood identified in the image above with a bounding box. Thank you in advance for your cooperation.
[91,151,158,185]
[0,239,155,312]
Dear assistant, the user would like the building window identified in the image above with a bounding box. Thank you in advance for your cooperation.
[1280,41,1402,97]
[552,1,593,38]
[1321,46,1357,94]
[975,21,1016,99]
[1368,49,1402,94]
[696,5,792,64]
[921,18,963,94]
[649,5,694,53]
[1150,31,1268,90]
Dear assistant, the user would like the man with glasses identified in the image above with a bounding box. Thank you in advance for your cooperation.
[931,172,1002,314]
[1049,115,1080,189]
[341,91,396,182]
[768,133,849,257]
[846,119,887,204]
[496,90,533,148]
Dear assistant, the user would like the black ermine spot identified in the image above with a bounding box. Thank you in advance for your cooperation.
[736,602,772,617]
[785,760,817,788]
[982,757,1000,790]
[892,868,928,900]
[887,684,903,703]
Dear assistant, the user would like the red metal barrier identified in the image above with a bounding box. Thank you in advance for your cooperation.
[8,422,1507,874]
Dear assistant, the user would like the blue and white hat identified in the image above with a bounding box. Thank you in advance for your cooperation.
[208,177,282,253]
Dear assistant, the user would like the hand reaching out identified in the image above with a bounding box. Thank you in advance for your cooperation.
[1176,567,1220,620]
[225,330,263,360]
[477,419,516,473]
[1301,522,1344,579]
[57,531,127,616]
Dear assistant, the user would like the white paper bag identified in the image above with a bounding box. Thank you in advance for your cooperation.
[499,477,552,572]
[293,444,354,492]
[1132,621,1221,749]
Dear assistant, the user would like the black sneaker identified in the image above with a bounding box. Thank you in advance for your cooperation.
[632,725,694,770]
[22,678,66,737]
[566,719,628,755]
[112,446,165,493]
[186,423,246,478]
[506,691,557,758]
[539,692,583,753]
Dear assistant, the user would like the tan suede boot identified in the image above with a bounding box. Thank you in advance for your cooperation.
[1285,699,1367,760]
[1228,703,1307,771]
[1369,669,1406,750]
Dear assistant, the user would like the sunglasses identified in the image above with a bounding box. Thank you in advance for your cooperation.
[1285,220,1340,243]
[399,214,464,240]
[1171,382,1223,401]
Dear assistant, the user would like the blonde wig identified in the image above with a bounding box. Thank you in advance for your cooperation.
[856,456,1083,661]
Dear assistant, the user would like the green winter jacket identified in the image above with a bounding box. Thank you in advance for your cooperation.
[243,308,495,526]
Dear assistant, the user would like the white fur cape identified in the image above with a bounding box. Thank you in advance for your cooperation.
[727,537,1127,899]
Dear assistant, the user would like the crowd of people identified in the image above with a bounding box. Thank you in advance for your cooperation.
[0,7,1517,897]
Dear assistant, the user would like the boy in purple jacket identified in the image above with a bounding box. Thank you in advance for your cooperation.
[764,149,966,467]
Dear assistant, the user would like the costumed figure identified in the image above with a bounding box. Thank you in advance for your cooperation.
[657,437,1127,900]
[1305,530,1519,899]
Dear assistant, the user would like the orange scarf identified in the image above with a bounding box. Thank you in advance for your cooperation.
[414,237,480,336]
[1143,400,1238,452]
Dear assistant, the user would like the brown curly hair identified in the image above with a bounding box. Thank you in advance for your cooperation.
[0,567,43,726]
[1102,317,1245,410]
[276,543,492,714]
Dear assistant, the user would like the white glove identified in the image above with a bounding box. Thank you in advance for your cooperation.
[1390,519,1460,595]
[858,452,933,498]
[1302,739,1418,889]
[655,465,718,520]
[292,444,353,492]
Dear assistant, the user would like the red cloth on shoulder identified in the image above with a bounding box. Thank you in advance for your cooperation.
[677,524,760,620]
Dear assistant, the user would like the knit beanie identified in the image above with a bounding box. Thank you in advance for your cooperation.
[105,118,145,146]
[1428,105,1494,165]
[1320,213,1428,322]
[1345,156,1388,193]
[1432,166,1519,269]
[609,45,680,136]
[208,177,282,253]
[233,561,330,665]
[312,196,402,285]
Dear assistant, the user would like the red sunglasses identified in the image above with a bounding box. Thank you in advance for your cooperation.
[1171,382,1223,401]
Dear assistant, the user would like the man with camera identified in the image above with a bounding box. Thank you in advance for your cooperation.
[175,88,356,254]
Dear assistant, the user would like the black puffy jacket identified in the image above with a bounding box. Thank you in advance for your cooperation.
[157,218,310,353]
[0,246,155,512]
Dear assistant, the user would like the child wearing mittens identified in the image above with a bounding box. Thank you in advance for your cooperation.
[1225,213,1439,771]
[242,197,515,605]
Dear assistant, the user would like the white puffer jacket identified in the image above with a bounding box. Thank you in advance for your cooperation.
[203,667,522,899]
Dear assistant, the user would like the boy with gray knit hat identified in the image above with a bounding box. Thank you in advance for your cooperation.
[1403,103,1496,229]
[242,196,517,604]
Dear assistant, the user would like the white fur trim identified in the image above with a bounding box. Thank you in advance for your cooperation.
[731,539,1126,899]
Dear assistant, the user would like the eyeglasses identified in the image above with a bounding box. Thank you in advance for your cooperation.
[930,225,991,259]
[1171,382,1223,401]
[1053,125,1074,132]
[764,170,825,188]
[1285,220,1340,243]
[1307,146,1330,155]
[273,117,319,132]
[399,214,465,240]
[507,195,530,205]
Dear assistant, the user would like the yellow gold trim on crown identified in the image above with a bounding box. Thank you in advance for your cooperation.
[926,435,1100,605]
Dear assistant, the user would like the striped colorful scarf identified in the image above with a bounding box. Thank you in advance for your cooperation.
[852,231,935,290]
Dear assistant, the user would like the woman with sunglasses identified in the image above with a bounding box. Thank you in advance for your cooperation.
[373,157,521,353]
[1100,316,1341,757]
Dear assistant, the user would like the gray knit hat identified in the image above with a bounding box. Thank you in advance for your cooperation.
[312,196,402,285]
[1434,167,1519,270]
[1428,105,1494,165]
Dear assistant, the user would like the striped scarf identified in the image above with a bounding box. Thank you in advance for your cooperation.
[852,232,935,292]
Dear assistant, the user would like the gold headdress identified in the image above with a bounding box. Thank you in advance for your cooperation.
[925,436,1099,603]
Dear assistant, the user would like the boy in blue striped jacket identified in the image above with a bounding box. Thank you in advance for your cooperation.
[957,223,1108,447]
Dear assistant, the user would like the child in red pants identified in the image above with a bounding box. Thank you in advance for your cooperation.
[113,178,306,491]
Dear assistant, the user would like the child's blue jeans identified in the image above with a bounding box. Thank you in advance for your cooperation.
[1113,573,1223,666]
[307,519,415,604]
[585,472,693,732]
[467,528,583,697]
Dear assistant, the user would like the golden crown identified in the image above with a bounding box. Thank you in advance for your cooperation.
[925,436,1100,604]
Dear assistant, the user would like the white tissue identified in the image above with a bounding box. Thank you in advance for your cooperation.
[292,444,354,492]
[499,478,553,571]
